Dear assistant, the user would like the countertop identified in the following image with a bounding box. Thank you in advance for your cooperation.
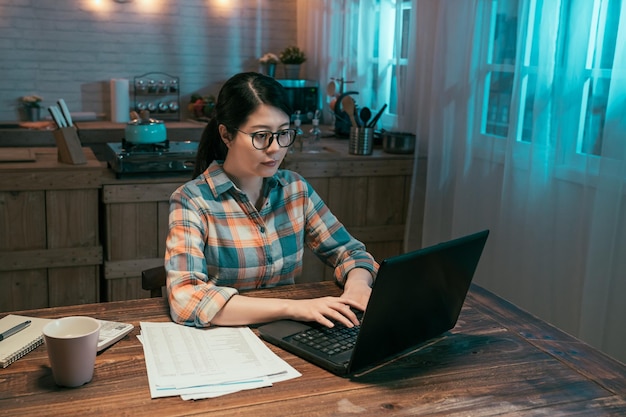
[0,121,420,170]
[0,120,208,147]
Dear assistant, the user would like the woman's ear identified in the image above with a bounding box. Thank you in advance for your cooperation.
[218,124,232,148]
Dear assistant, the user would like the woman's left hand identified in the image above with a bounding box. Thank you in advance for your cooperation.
[341,268,374,311]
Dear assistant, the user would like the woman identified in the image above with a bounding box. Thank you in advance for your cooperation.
[165,72,378,329]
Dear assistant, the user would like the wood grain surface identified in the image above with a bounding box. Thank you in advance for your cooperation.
[1,282,625,416]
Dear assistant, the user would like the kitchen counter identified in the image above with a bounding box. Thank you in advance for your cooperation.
[0,120,207,148]
[0,135,423,307]
[100,142,421,301]
[0,147,105,311]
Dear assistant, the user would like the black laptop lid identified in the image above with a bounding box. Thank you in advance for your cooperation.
[348,229,489,373]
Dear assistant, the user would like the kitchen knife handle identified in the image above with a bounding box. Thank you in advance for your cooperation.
[49,106,66,128]
[57,99,73,126]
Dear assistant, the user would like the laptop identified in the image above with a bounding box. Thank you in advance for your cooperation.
[258,229,489,377]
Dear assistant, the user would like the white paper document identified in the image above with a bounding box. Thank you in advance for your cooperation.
[139,322,300,399]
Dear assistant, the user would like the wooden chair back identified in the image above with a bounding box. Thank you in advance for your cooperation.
[141,266,167,298]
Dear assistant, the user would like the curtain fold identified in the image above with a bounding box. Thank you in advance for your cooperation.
[298,0,402,127]
[299,0,626,362]
[406,0,626,363]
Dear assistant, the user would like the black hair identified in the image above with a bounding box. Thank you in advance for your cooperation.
[193,72,292,177]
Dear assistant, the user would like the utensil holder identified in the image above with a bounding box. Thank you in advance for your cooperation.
[349,127,374,155]
[53,126,87,165]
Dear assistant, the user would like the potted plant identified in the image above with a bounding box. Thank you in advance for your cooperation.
[279,46,306,79]
[259,52,279,77]
[21,95,43,121]
[188,93,216,120]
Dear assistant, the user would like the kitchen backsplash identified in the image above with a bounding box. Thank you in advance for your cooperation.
[0,0,298,122]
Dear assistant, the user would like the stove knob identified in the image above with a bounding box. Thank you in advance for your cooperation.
[135,80,146,92]
[147,102,157,112]
[168,101,179,112]
[136,101,146,111]
[158,102,169,112]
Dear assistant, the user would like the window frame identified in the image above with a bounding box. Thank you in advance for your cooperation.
[472,0,626,180]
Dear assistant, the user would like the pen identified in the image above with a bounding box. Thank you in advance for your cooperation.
[0,320,31,342]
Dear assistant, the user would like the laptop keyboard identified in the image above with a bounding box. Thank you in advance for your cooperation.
[292,324,360,356]
[292,308,364,357]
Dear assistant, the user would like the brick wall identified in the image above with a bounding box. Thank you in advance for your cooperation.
[0,0,298,122]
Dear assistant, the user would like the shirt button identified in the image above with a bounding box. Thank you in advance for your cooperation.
[259,226,266,233]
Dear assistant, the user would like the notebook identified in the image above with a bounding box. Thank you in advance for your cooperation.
[258,229,489,376]
[0,314,134,368]
[0,314,51,368]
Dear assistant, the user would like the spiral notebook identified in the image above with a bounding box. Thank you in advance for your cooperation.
[0,314,52,368]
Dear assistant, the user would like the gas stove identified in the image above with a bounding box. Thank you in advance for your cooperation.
[105,139,198,178]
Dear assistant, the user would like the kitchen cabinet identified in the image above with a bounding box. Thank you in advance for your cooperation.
[101,139,424,301]
[0,148,105,312]
[284,142,422,283]
[101,176,182,301]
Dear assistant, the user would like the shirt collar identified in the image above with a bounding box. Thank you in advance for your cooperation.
[203,161,287,198]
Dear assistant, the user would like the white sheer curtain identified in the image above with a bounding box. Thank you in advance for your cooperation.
[405,0,626,363]
[297,0,403,127]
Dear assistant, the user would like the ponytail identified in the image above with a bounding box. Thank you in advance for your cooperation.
[193,118,228,178]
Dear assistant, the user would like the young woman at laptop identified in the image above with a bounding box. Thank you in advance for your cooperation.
[165,72,379,330]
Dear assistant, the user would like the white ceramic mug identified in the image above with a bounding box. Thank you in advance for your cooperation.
[43,316,101,388]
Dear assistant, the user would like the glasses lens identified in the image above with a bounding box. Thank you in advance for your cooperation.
[277,130,296,147]
[251,131,272,149]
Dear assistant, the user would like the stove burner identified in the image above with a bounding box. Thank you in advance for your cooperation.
[105,140,199,178]
[121,138,170,153]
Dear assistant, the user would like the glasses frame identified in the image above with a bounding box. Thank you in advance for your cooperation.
[232,127,297,150]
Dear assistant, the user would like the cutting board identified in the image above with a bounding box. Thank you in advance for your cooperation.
[0,148,37,162]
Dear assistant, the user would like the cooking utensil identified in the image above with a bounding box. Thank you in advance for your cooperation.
[57,99,73,126]
[367,103,387,128]
[359,107,371,126]
[326,80,337,97]
[125,111,167,144]
[341,96,358,127]
[382,130,416,154]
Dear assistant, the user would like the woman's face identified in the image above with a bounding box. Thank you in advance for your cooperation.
[221,104,291,180]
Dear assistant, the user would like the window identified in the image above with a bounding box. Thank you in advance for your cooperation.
[372,0,412,120]
[572,0,620,157]
[475,0,625,172]
[480,0,519,139]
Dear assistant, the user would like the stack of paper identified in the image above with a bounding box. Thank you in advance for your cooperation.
[139,322,301,400]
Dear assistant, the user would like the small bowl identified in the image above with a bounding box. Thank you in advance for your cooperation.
[382,131,416,154]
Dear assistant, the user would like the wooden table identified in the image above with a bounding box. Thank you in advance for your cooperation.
[1,282,625,416]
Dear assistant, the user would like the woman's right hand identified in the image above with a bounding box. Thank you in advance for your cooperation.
[286,296,362,328]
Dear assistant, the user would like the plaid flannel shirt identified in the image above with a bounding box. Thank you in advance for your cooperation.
[165,161,379,327]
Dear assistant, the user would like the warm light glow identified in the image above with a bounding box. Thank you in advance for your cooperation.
[208,0,238,17]
[135,0,166,13]
[83,0,167,15]
[84,0,112,13]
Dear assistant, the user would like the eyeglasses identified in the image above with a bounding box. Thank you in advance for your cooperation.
[233,127,297,150]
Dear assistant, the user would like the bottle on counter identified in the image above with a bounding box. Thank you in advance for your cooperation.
[303,110,322,153]
[291,110,304,153]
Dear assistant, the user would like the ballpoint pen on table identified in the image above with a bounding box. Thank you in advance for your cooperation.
[0,320,31,341]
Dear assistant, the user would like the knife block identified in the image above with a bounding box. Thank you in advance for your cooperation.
[53,126,87,165]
